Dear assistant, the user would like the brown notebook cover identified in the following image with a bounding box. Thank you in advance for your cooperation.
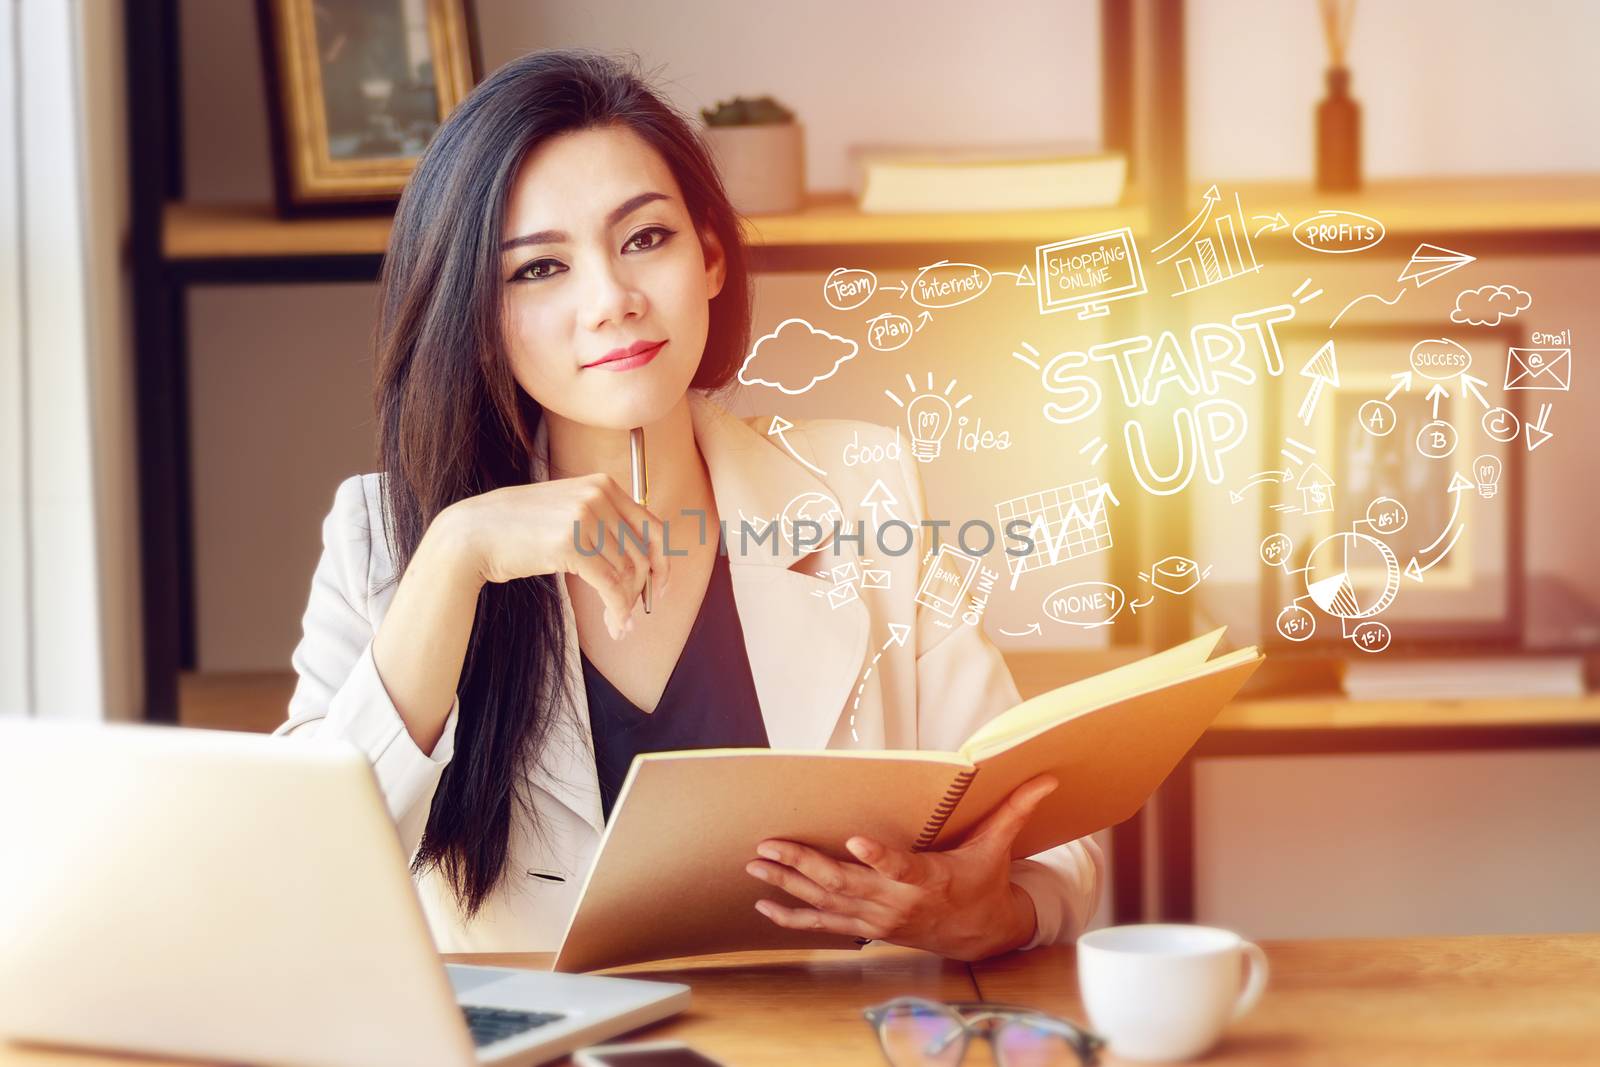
[552,628,1262,972]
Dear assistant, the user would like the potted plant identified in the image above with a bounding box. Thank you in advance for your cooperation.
[700,95,804,215]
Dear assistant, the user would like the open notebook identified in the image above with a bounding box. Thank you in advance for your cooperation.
[552,627,1262,973]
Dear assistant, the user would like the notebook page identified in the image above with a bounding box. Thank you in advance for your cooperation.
[958,627,1229,755]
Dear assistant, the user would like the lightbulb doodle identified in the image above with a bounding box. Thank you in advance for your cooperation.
[885,373,971,462]
[1470,454,1503,500]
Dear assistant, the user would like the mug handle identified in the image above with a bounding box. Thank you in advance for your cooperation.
[1231,941,1269,1020]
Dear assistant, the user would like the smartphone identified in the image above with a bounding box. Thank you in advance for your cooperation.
[572,1040,727,1067]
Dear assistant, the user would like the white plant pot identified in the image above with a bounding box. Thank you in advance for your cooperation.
[702,122,805,215]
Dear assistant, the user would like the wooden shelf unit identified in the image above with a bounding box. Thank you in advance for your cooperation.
[160,175,1600,264]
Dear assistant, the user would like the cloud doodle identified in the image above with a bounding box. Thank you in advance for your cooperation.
[738,317,859,395]
[1450,284,1532,326]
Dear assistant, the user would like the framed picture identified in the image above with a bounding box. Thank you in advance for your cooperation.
[1259,323,1527,657]
[257,0,480,215]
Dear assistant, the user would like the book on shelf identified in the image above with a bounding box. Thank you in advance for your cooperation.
[848,140,1127,213]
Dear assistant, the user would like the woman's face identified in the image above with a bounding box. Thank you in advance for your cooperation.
[499,124,726,431]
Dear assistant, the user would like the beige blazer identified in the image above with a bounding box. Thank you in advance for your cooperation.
[278,390,1103,954]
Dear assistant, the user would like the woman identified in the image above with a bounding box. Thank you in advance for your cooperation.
[278,49,1103,960]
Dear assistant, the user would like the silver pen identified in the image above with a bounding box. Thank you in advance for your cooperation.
[629,426,651,614]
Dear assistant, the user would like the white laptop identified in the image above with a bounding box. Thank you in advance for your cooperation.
[0,719,689,1067]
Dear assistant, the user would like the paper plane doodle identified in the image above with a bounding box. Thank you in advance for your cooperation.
[1330,243,1477,329]
[1397,243,1476,288]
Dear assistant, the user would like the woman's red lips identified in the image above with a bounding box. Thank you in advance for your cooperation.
[585,339,666,369]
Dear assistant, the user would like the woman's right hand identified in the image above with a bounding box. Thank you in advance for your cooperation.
[439,473,670,640]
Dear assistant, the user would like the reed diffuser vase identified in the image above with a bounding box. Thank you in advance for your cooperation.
[1316,66,1362,191]
[1314,0,1361,191]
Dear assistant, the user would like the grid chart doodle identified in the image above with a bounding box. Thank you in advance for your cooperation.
[995,478,1116,578]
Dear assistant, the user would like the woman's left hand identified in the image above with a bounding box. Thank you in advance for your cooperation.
[745,773,1059,962]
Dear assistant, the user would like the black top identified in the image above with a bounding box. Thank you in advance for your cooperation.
[581,548,769,822]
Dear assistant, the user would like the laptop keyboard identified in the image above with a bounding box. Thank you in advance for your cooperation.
[462,1004,566,1047]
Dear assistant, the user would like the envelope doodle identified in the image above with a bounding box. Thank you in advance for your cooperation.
[1503,346,1571,391]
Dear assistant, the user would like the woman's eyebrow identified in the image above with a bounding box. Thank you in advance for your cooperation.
[500,191,672,252]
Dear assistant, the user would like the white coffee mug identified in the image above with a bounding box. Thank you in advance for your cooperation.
[1076,924,1268,1062]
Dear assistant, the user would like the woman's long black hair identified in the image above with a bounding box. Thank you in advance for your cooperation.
[374,49,752,916]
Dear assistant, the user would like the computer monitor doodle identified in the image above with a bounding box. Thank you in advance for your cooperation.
[1034,226,1147,320]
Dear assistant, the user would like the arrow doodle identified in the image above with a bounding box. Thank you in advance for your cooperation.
[860,479,901,526]
[1526,403,1554,451]
[992,266,1036,286]
[1229,469,1293,504]
[1154,185,1223,263]
[849,623,912,741]
[1252,212,1290,238]
[1386,371,1413,402]
[767,415,828,478]
[1405,472,1474,581]
[1296,340,1340,426]
[1426,382,1450,420]
[999,622,1043,637]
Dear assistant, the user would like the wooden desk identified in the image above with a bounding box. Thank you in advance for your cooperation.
[973,934,1600,1066]
[6,935,1597,1065]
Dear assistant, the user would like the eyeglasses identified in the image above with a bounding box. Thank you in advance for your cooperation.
[863,995,1104,1067]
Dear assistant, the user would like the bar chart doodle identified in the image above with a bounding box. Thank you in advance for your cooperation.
[1152,185,1263,297]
